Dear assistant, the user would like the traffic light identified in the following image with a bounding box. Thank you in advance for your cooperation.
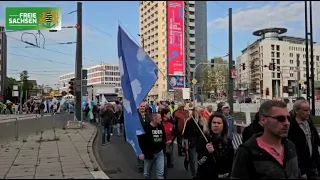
[242,63,246,70]
[68,78,75,95]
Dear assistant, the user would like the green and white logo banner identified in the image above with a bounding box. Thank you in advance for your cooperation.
[6,7,61,30]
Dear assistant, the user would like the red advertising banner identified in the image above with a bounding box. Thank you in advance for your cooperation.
[167,1,184,76]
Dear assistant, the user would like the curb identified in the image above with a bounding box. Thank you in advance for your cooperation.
[87,123,110,179]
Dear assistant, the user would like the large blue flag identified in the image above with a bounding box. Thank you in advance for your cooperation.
[117,25,158,156]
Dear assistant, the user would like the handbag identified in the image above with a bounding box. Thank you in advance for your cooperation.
[166,143,173,154]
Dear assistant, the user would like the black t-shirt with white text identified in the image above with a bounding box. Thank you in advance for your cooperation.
[139,123,166,159]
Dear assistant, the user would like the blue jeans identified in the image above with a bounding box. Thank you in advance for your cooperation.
[101,125,111,144]
[144,151,165,179]
[188,147,197,177]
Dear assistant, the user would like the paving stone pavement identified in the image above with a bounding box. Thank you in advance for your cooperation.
[0,124,100,179]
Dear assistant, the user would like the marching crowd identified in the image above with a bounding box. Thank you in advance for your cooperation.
[97,97,320,179]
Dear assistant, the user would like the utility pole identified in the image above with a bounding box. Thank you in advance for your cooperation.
[305,1,310,103]
[228,8,234,113]
[19,72,24,114]
[75,2,82,121]
[309,1,315,115]
[296,54,301,97]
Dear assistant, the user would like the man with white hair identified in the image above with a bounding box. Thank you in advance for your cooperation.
[288,100,320,179]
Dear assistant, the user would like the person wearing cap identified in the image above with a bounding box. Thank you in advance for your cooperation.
[221,103,234,140]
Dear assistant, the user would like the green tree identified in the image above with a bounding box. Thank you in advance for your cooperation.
[7,77,18,89]
[21,70,34,92]
[203,57,229,95]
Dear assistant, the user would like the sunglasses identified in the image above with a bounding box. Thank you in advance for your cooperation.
[264,115,290,122]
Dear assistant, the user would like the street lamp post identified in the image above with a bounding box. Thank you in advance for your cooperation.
[192,62,216,107]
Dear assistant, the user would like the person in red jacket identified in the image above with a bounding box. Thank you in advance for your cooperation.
[203,105,213,121]
[161,109,176,169]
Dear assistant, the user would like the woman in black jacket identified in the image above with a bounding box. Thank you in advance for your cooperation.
[196,112,234,179]
[241,112,263,143]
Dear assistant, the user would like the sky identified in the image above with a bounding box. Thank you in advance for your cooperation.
[1,1,320,87]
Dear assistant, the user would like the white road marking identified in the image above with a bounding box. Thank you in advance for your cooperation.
[90,171,110,179]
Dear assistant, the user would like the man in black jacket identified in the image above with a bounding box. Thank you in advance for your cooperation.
[100,103,115,145]
[138,113,166,179]
[231,100,299,179]
[288,100,320,179]
[137,102,152,173]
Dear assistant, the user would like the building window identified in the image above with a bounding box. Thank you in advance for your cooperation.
[271,52,275,57]
[290,60,293,64]
[276,52,280,58]
[290,53,293,57]
[290,73,294,77]
[271,45,275,50]
[317,56,319,61]
[277,59,280,64]
[276,45,280,51]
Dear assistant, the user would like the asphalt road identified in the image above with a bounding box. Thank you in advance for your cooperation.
[93,126,193,179]
[0,113,70,144]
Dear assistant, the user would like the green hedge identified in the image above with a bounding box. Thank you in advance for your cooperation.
[312,116,320,125]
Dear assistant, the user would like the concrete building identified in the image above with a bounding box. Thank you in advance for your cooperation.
[139,1,207,100]
[0,26,8,98]
[58,64,121,95]
[235,27,320,100]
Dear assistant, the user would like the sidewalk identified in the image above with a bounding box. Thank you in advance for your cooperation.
[0,123,105,179]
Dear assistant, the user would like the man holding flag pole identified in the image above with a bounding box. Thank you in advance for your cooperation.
[117,24,160,177]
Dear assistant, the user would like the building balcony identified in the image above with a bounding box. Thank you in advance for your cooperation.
[189,29,195,34]
[189,37,195,42]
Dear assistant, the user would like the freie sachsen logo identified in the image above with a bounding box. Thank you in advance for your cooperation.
[6,7,61,31]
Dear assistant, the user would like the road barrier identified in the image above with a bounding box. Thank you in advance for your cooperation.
[8,113,69,141]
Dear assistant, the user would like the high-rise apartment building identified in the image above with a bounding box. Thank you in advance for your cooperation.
[0,26,8,98]
[236,27,320,99]
[139,1,207,101]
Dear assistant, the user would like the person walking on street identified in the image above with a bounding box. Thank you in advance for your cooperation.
[100,103,115,145]
[221,103,234,141]
[173,102,189,156]
[241,112,263,143]
[231,100,299,179]
[288,100,320,179]
[137,102,152,173]
[161,108,176,170]
[138,113,166,179]
[203,105,213,121]
[183,106,205,179]
[197,113,234,179]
